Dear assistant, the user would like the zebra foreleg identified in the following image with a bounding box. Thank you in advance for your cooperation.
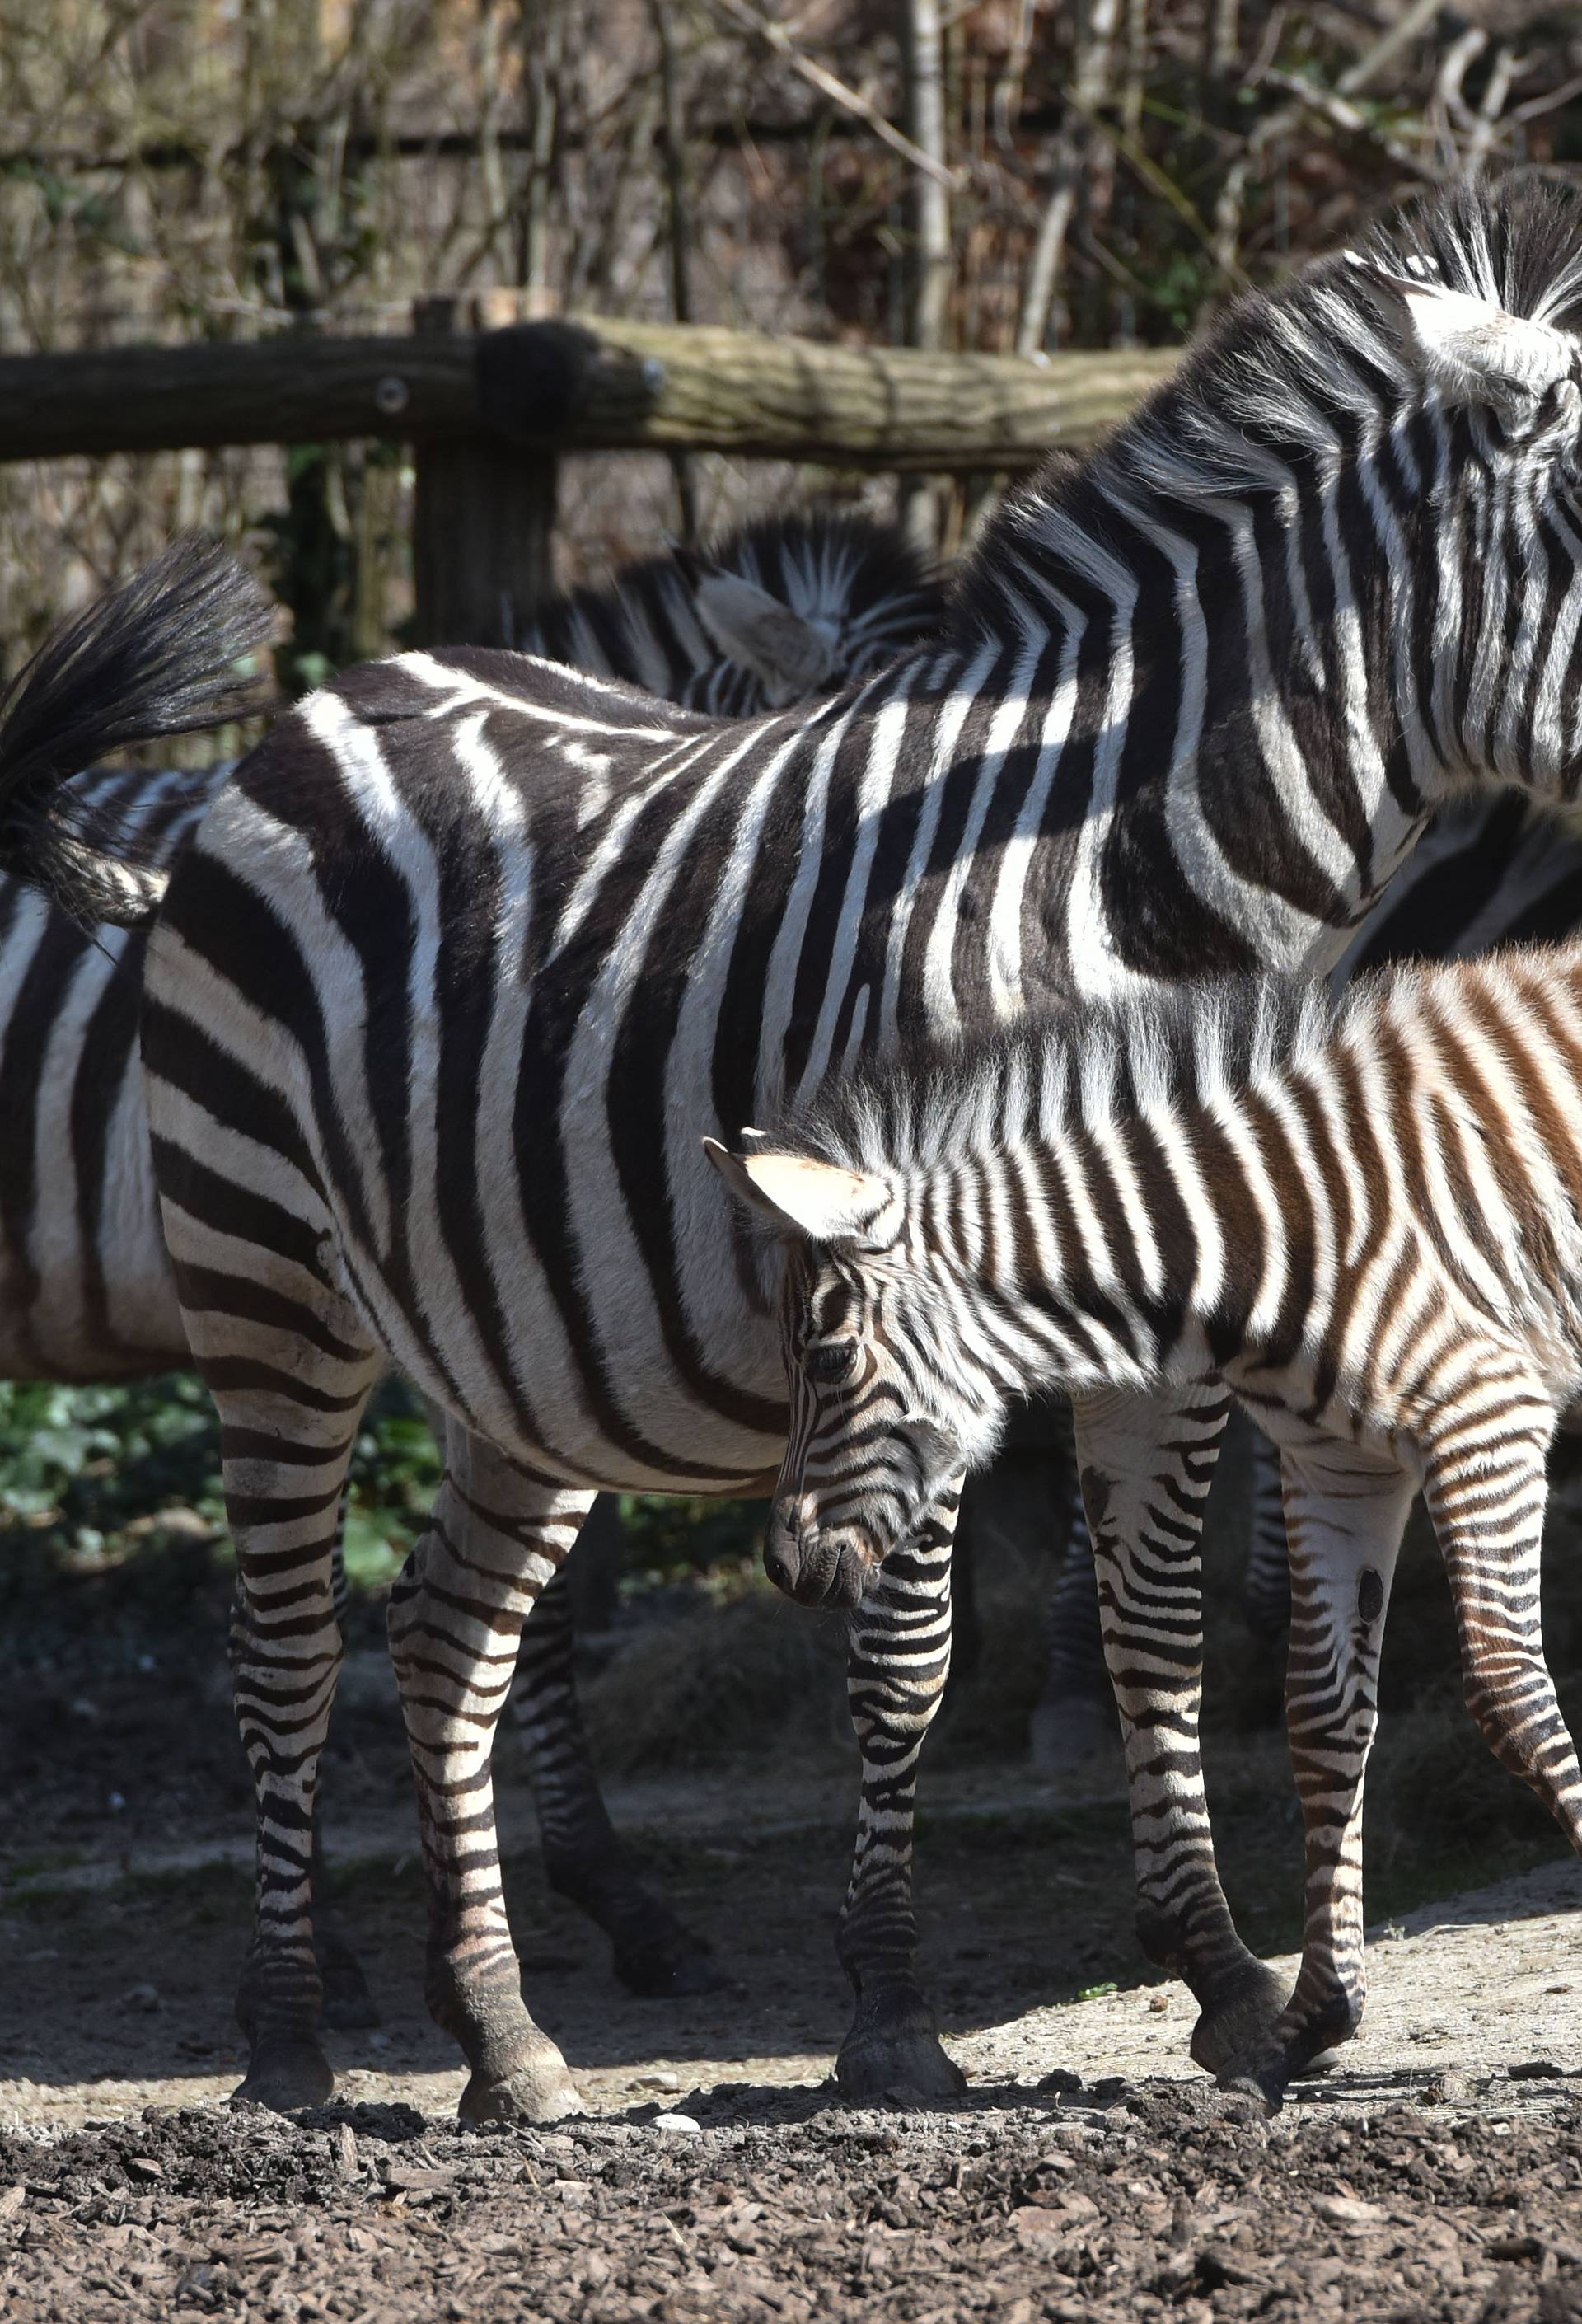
[1073,1382,1288,2073]
[387,1422,588,2124]
[1216,1443,1415,2111]
[511,1544,720,1998]
[1426,1411,1582,1849]
[835,1486,967,2102]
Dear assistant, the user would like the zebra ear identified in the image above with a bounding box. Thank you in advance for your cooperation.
[703,1136,888,1242]
[694,572,835,697]
[1352,265,1577,415]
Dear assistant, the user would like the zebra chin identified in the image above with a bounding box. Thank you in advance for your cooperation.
[762,1511,877,1609]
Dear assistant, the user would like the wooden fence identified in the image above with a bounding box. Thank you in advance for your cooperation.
[0,293,1177,646]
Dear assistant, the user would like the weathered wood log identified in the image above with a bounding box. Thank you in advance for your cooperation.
[0,314,1177,471]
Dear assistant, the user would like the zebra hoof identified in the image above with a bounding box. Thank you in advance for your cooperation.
[1188,1965,1290,2078]
[1028,1692,1118,1773]
[232,2039,336,2113]
[615,1931,725,1999]
[836,2026,967,2105]
[1216,2069,1283,2117]
[459,2045,587,2125]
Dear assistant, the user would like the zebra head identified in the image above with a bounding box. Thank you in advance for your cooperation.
[704,1136,1004,1609]
[1000,180,1582,829]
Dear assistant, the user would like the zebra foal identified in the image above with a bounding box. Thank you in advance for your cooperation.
[709,943,1582,2107]
[9,179,1582,2125]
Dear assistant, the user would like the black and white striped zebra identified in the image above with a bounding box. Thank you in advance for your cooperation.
[11,178,1582,2123]
[1034,785,1582,1758]
[0,512,942,2014]
[709,937,1582,2108]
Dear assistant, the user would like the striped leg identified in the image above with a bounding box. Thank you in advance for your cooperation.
[1073,1382,1289,2070]
[1243,1433,1294,1639]
[1425,1412,1582,1851]
[308,1492,381,2031]
[1218,1443,1416,2108]
[835,1485,967,2101]
[512,1548,720,1997]
[1028,1459,1120,1770]
[210,1351,382,2110]
[386,1420,587,2124]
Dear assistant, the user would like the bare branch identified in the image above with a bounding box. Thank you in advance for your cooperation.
[700,0,964,188]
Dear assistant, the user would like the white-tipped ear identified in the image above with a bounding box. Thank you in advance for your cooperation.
[695,571,835,697]
[1354,265,1577,415]
[703,1136,889,1242]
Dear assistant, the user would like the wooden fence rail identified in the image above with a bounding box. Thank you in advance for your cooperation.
[0,298,1177,646]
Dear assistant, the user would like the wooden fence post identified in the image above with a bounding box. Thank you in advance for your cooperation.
[410,288,560,649]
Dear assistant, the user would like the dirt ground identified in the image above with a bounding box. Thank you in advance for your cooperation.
[7,1693,1582,2319]
[7,1501,1582,2322]
[4,1844,1582,2323]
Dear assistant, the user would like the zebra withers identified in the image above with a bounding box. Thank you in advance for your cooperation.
[708,942,1582,2106]
[10,180,1582,2126]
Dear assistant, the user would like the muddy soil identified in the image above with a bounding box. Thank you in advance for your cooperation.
[8,2066,1582,2322]
[8,1496,1582,2318]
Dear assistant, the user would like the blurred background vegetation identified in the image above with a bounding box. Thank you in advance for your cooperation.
[3,0,1580,677]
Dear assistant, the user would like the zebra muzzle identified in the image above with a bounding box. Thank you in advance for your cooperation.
[763,1510,871,1609]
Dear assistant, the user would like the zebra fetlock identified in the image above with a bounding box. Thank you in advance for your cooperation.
[712,942,1582,2108]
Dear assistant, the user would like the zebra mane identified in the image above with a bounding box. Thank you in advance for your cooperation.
[780,975,1344,1179]
[956,175,1582,637]
[550,508,941,639]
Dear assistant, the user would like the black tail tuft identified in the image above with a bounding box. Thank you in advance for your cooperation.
[0,536,274,926]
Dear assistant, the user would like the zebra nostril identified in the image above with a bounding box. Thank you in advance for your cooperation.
[763,1518,805,1597]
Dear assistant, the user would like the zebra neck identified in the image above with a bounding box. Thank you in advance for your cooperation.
[956,441,1464,988]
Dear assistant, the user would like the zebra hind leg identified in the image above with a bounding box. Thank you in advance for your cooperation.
[1074,1384,1289,2075]
[388,1422,589,2124]
[1028,1460,1120,1771]
[835,1487,967,2103]
[1427,1414,1582,1850]
[306,1498,381,2031]
[1215,1444,1415,2111]
[209,1352,382,2111]
[512,1521,721,1997]
[1243,1432,1294,1640]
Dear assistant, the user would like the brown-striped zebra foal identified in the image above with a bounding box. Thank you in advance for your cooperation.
[709,945,1582,2108]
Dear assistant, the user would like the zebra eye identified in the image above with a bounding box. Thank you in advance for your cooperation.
[804,1339,859,1386]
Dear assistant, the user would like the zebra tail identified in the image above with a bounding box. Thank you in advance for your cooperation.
[0,536,275,928]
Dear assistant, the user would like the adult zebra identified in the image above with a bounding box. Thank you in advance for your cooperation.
[0,510,940,2012]
[10,179,1582,2123]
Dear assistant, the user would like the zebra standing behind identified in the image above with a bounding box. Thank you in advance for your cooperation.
[0,511,941,2015]
[9,180,1582,2125]
[708,941,1582,2109]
